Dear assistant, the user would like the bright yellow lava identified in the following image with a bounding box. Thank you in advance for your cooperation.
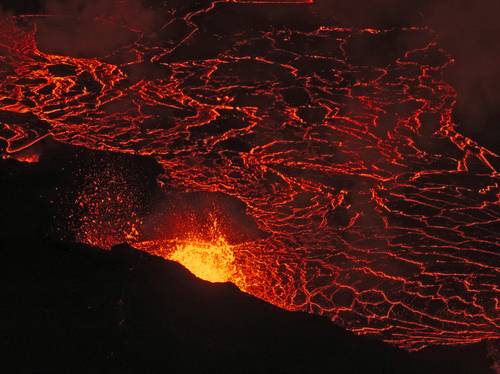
[169,236,235,283]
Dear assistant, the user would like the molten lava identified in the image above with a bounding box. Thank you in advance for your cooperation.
[169,237,235,283]
[0,0,498,351]
[135,216,238,283]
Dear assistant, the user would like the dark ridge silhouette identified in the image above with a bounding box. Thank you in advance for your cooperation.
[0,137,497,373]
[0,239,495,374]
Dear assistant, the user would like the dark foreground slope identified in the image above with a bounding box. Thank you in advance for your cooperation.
[0,240,495,374]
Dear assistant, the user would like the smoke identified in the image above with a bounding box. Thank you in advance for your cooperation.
[423,0,500,148]
[35,0,162,59]
[311,0,500,149]
[43,0,159,29]
[0,2,14,20]
[24,0,500,143]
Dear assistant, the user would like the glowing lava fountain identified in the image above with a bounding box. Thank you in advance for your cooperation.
[138,236,237,284]
[135,216,241,284]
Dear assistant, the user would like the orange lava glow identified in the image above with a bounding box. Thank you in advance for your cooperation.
[1,0,499,351]
[168,237,235,282]
[15,154,40,164]
[135,217,239,283]
[10,152,40,163]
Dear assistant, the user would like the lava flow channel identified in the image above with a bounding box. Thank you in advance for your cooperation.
[0,1,499,351]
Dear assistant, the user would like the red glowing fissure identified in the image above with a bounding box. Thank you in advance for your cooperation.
[0,1,498,351]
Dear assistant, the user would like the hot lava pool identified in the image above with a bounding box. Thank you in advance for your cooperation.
[0,0,498,352]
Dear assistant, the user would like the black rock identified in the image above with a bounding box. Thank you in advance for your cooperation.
[0,240,494,374]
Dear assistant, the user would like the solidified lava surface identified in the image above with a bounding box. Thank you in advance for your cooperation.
[0,0,498,350]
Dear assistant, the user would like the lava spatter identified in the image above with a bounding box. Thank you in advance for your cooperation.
[136,215,239,283]
[0,1,498,351]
